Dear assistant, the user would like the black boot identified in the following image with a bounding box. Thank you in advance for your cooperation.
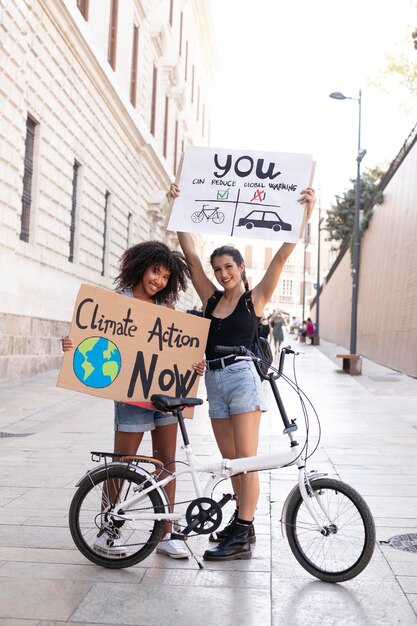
[203,521,252,561]
[209,510,256,544]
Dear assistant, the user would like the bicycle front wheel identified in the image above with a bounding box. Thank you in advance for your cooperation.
[284,478,375,582]
[69,466,165,569]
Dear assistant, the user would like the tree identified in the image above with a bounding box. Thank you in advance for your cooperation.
[369,18,417,105]
[325,167,384,249]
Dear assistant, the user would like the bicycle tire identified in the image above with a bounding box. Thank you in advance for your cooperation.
[191,211,204,223]
[284,477,375,582]
[69,466,165,569]
[212,212,225,224]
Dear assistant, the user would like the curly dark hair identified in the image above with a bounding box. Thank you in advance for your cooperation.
[114,241,191,304]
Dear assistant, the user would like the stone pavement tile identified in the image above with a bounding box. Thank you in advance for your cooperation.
[409,595,417,615]
[71,581,270,626]
[143,567,269,588]
[398,577,417,594]
[0,560,147,584]
[38,622,131,626]
[392,562,417,576]
[0,578,92,621]
[0,546,89,566]
[271,579,417,626]
[0,524,73,549]
[365,496,417,519]
[0,617,41,626]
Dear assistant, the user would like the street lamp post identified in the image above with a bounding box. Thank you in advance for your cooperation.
[329,90,366,356]
[315,207,324,342]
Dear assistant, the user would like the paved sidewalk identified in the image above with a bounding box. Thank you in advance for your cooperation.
[0,337,416,626]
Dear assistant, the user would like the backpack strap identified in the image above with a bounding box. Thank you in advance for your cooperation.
[204,290,223,317]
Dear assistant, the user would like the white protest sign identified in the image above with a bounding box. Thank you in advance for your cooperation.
[57,284,210,417]
[167,146,314,243]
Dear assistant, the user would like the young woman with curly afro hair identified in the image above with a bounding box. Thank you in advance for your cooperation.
[62,240,204,559]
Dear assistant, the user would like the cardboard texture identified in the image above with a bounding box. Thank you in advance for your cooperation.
[57,284,210,417]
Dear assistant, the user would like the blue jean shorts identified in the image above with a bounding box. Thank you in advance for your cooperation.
[204,360,267,419]
[114,402,177,433]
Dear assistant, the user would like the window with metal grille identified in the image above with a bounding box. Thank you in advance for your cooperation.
[108,0,119,70]
[126,212,132,248]
[20,116,37,242]
[150,65,157,136]
[69,160,80,262]
[179,12,183,55]
[102,191,110,276]
[163,96,169,158]
[173,119,179,174]
[76,0,89,19]
[130,24,139,106]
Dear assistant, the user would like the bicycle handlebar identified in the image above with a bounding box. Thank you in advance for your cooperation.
[214,344,297,378]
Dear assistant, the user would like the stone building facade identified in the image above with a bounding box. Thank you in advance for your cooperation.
[0,0,216,381]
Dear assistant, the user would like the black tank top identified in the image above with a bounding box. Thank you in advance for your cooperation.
[204,290,257,360]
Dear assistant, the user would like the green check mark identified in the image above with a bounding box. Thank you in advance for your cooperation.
[217,189,230,199]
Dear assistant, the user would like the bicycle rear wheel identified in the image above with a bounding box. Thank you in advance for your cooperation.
[284,478,375,582]
[69,466,165,569]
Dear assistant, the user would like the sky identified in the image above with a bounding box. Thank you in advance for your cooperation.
[208,0,417,207]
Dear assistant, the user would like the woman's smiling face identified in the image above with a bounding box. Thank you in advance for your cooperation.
[212,254,244,289]
[141,264,171,297]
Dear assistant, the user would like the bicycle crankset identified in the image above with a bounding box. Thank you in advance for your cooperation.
[185,497,222,535]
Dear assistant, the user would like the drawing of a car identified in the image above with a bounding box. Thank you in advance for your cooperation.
[237,210,292,232]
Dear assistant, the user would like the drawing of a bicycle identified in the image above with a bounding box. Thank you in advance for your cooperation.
[191,204,225,224]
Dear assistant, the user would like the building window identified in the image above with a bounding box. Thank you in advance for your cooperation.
[130,24,139,106]
[126,211,132,247]
[184,40,188,80]
[108,0,119,70]
[20,116,37,242]
[163,96,169,158]
[244,245,253,269]
[76,0,89,19]
[264,247,272,269]
[179,12,183,55]
[173,119,178,174]
[102,191,110,276]
[150,65,157,136]
[169,0,174,26]
[69,160,80,262]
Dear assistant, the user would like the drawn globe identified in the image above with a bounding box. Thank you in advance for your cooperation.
[73,337,122,389]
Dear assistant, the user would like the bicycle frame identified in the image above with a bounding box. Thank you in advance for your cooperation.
[85,410,327,533]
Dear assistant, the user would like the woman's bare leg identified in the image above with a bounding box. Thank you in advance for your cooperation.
[211,418,241,504]
[151,423,178,535]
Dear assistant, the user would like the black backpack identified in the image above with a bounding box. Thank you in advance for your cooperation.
[205,290,273,380]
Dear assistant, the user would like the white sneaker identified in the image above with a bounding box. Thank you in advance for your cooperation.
[156,533,189,559]
[93,531,127,557]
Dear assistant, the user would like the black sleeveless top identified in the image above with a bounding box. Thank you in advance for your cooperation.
[204,290,257,360]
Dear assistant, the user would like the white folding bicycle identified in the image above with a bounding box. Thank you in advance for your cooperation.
[69,346,375,582]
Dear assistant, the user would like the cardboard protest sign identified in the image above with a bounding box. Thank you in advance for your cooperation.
[167,146,314,243]
[57,284,210,417]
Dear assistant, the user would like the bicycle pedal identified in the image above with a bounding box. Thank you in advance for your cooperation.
[170,532,187,541]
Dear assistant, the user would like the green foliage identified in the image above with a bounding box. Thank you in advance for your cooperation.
[325,167,384,249]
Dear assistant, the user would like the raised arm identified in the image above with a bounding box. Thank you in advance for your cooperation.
[168,184,216,305]
[252,187,316,315]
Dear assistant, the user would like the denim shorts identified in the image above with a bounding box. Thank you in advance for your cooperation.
[114,402,177,433]
[204,360,267,419]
